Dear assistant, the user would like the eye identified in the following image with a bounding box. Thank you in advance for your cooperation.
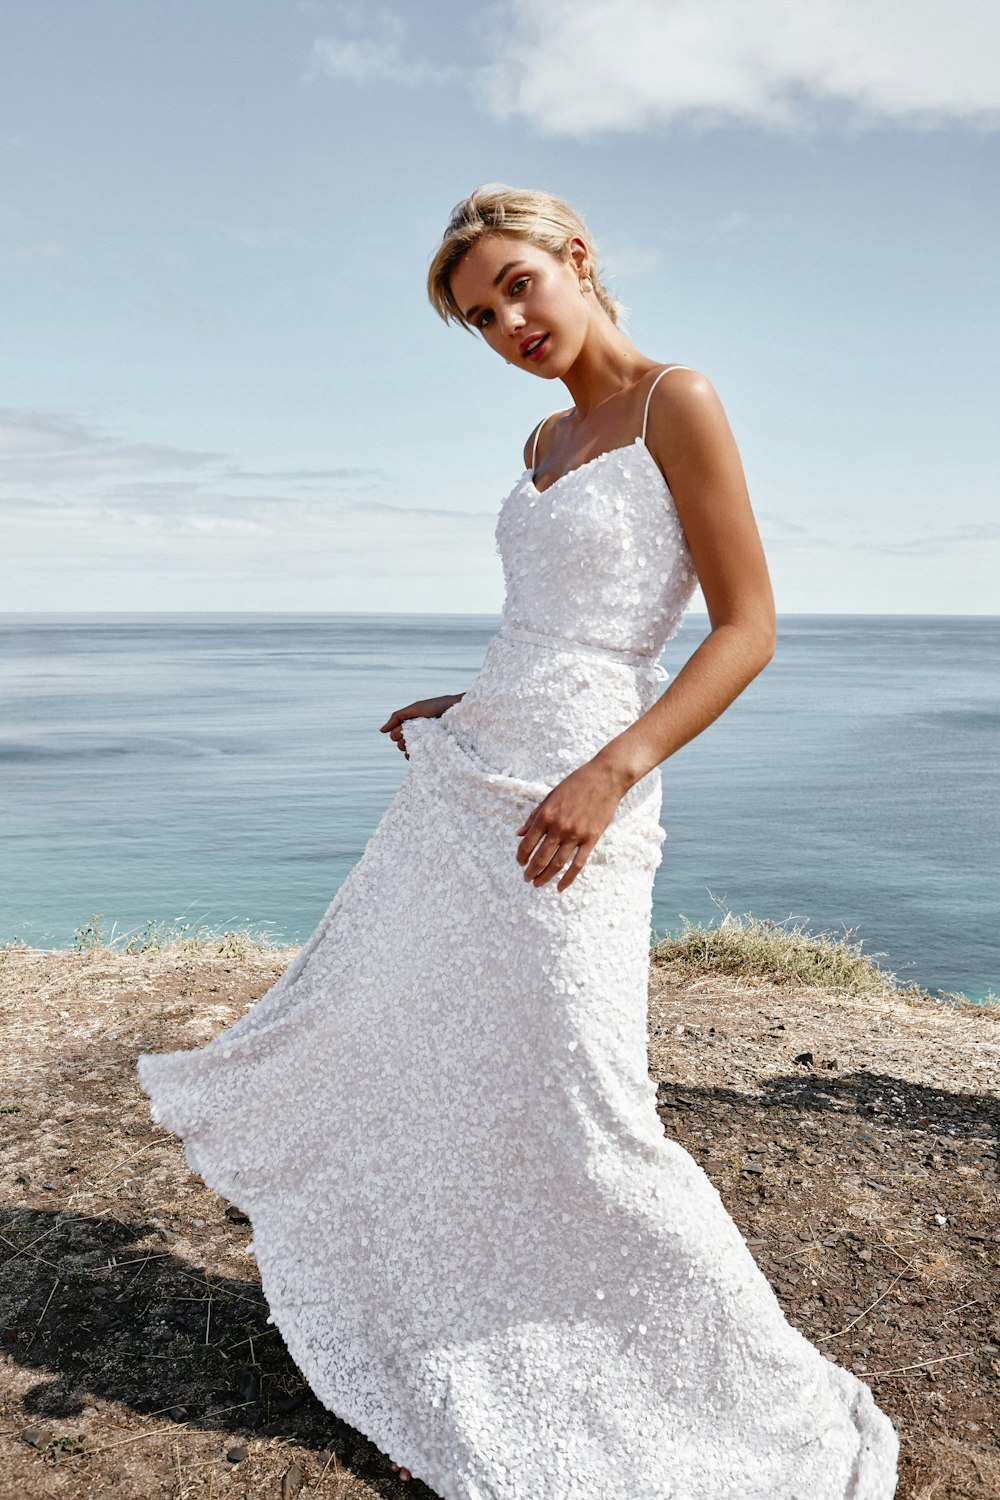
[476,309,493,330]
[510,277,529,294]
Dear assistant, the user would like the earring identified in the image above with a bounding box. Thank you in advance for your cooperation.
[581,276,593,293]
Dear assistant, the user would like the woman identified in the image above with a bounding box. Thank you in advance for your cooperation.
[139,184,899,1499]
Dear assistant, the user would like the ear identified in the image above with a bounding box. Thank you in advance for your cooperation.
[565,235,590,279]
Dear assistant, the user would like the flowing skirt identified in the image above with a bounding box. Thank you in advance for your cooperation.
[137,630,899,1500]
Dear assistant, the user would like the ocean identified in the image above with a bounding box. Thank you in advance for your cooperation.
[1,612,997,1005]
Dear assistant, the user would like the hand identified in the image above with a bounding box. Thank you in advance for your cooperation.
[379,694,463,759]
[514,758,626,892]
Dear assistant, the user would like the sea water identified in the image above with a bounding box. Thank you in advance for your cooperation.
[1,612,996,1004]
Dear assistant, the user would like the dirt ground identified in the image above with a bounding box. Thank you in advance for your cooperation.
[0,942,997,1500]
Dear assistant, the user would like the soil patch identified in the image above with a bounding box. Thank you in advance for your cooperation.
[1,945,997,1498]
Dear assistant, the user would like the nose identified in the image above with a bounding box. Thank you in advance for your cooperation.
[498,303,524,339]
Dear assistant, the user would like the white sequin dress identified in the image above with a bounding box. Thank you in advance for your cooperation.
[137,368,899,1499]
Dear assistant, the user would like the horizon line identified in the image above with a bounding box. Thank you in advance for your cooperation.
[1,609,998,622]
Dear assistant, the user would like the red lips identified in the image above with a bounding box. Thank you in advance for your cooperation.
[519,333,548,358]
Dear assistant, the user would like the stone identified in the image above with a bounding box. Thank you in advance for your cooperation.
[281,1461,304,1497]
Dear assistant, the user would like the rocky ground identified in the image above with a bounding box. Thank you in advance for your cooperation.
[0,941,997,1499]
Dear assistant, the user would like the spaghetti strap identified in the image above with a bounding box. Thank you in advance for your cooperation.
[641,365,692,444]
[529,414,552,471]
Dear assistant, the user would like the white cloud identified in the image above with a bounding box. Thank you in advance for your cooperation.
[0,412,98,457]
[0,409,490,529]
[758,515,1000,555]
[714,210,751,236]
[600,243,664,278]
[225,466,381,485]
[476,0,1000,136]
[865,520,1000,555]
[308,11,455,88]
[16,238,67,261]
[754,509,811,537]
[0,411,387,501]
[2,407,504,610]
[0,411,223,487]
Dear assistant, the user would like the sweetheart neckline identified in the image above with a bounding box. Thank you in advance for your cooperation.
[522,434,668,497]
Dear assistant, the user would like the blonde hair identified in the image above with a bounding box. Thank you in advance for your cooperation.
[427,182,623,332]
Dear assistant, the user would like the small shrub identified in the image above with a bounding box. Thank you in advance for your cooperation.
[121,919,168,954]
[73,913,109,952]
[652,909,901,994]
[216,929,250,960]
[66,913,296,960]
[650,908,999,1015]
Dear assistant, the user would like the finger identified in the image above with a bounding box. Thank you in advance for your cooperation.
[516,823,554,868]
[383,722,408,754]
[522,832,570,880]
[515,808,558,860]
[514,808,537,837]
[516,792,553,839]
[380,706,414,732]
[556,840,597,891]
[529,842,577,886]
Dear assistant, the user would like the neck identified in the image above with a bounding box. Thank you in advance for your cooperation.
[559,321,654,421]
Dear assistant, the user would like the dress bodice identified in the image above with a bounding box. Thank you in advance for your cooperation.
[433,430,700,794]
[494,434,698,661]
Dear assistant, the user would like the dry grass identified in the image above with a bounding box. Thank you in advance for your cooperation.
[4,912,301,963]
[650,910,999,1018]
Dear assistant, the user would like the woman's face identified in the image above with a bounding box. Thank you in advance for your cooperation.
[448,232,590,377]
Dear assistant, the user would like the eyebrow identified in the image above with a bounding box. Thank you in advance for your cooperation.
[464,261,521,322]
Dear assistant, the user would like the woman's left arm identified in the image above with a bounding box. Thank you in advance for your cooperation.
[515,369,776,891]
[595,367,776,784]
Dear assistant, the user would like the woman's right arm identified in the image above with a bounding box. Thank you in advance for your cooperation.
[379,693,464,758]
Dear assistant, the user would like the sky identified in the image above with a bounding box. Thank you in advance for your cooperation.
[2,0,998,615]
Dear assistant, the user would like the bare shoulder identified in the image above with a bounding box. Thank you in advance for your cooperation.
[643,365,738,476]
[646,364,721,426]
[522,407,573,472]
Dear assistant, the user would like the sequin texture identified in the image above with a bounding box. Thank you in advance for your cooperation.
[137,437,899,1499]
